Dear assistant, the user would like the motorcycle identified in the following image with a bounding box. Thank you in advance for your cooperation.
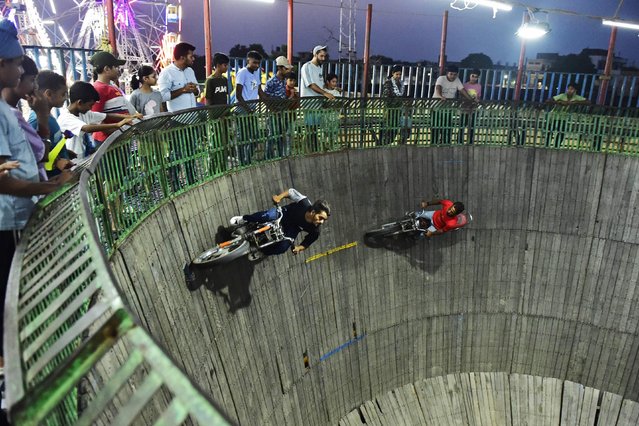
[192,204,293,266]
[365,210,472,239]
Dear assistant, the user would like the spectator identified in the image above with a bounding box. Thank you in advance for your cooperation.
[157,42,199,112]
[28,70,73,178]
[90,51,139,145]
[380,65,409,145]
[205,53,230,106]
[432,65,474,144]
[545,82,589,148]
[129,65,165,117]
[433,65,473,100]
[0,18,72,379]
[323,73,342,97]
[463,69,482,100]
[300,45,332,151]
[285,72,299,104]
[1,55,48,180]
[157,42,199,188]
[300,45,333,99]
[57,81,135,160]
[234,50,266,165]
[264,56,293,158]
[459,69,482,144]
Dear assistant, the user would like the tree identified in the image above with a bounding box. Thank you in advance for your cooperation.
[370,55,394,65]
[460,53,493,70]
[549,54,596,74]
[229,43,268,59]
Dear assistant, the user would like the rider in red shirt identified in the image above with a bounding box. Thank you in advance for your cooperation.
[414,199,466,237]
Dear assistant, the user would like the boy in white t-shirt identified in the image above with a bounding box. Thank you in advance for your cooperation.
[57,81,138,159]
[432,65,475,144]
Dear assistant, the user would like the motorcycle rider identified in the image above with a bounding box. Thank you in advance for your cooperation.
[414,199,465,237]
[230,188,330,255]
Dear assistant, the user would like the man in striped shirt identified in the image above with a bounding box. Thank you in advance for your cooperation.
[89,51,140,145]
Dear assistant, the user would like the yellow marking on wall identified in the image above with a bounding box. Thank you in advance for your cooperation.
[305,242,358,263]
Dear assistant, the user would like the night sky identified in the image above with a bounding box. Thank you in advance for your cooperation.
[179,0,639,66]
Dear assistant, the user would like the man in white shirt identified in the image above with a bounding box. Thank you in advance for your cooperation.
[157,42,200,188]
[235,50,266,165]
[157,42,199,112]
[432,65,474,144]
[300,45,334,151]
[300,45,334,99]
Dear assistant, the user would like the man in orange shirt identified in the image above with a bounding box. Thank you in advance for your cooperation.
[414,198,466,237]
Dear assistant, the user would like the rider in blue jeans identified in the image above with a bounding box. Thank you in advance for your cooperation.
[230,188,330,256]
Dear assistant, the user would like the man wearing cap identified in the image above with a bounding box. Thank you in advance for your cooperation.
[300,46,333,151]
[157,42,199,112]
[89,51,138,145]
[264,56,293,158]
[0,19,71,379]
[300,46,334,99]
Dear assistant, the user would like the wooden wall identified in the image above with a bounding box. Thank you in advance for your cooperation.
[110,146,639,425]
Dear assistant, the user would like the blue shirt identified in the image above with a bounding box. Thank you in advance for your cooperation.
[0,99,39,230]
[157,63,198,112]
[265,75,287,99]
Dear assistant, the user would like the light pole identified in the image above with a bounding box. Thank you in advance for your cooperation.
[439,10,448,76]
[204,0,212,76]
[513,12,528,102]
[361,4,372,98]
[106,0,117,56]
[287,0,293,63]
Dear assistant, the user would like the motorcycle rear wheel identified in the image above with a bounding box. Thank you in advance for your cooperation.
[364,223,404,239]
[192,238,250,266]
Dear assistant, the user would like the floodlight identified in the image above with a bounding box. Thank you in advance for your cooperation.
[602,19,639,31]
[516,21,550,39]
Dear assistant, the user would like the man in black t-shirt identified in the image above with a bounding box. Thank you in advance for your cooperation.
[205,53,229,105]
[230,188,330,256]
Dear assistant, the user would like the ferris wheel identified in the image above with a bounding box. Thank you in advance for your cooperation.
[3,0,182,71]
[72,0,182,70]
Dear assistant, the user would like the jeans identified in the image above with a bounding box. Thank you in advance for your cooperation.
[266,114,291,159]
[243,207,292,255]
[235,112,260,166]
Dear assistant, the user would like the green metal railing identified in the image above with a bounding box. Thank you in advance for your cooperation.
[5,98,639,425]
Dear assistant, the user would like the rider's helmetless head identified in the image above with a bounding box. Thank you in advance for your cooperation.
[447,201,465,217]
[306,200,331,227]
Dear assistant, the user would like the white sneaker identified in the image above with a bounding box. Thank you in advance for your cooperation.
[230,216,246,226]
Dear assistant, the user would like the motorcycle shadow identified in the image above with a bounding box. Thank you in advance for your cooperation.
[363,231,460,274]
[186,225,258,314]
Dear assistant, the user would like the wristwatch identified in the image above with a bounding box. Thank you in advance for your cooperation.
[41,138,52,146]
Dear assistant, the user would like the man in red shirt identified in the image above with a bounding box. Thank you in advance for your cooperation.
[414,199,466,237]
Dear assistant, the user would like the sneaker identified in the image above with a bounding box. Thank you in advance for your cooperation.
[230,216,246,226]
[248,250,264,261]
